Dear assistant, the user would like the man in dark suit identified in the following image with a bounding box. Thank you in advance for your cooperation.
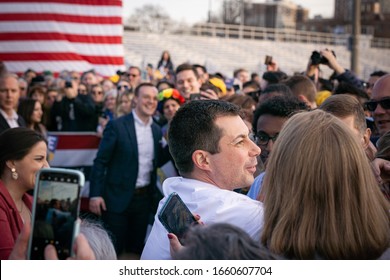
[89,82,166,257]
[0,73,25,133]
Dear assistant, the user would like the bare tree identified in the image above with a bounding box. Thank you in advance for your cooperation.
[222,0,242,25]
[126,5,176,33]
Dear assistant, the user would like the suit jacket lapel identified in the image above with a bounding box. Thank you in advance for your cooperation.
[123,113,138,158]
[0,114,9,131]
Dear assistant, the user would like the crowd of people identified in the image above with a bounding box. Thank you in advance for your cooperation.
[0,47,390,260]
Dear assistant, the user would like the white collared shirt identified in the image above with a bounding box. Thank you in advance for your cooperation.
[0,109,19,128]
[133,111,154,188]
[141,177,264,260]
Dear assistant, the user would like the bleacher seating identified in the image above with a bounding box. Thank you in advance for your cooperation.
[123,31,390,80]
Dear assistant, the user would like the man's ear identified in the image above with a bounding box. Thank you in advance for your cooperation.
[192,150,211,171]
[362,128,372,150]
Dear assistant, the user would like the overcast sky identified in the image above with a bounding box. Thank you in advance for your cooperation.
[123,0,335,23]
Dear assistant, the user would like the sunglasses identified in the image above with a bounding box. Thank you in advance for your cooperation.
[365,97,390,111]
[117,85,129,90]
[255,131,279,146]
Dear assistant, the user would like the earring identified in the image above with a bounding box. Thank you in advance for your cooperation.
[11,168,18,180]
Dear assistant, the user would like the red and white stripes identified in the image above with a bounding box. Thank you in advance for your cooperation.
[0,0,125,77]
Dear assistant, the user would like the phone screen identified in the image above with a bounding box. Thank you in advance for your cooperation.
[158,193,197,242]
[28,169,82,260]
[189,93,201,100]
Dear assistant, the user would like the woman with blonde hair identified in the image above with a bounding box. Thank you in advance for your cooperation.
[261,109,390,259]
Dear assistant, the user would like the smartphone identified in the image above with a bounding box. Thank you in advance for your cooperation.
[158,192,198,243]
[264,55,273,65]
[190,93,202,101]
[27,168,84,260]
[232,84,240,93]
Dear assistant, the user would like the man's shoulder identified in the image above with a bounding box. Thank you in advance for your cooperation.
[107,113,134,129]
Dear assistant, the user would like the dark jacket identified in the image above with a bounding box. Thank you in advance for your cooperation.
[89,113,167,213]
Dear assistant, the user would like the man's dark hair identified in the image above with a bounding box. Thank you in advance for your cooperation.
[253,95,308,133]
[282,75,317,104]
[134,82,156,97]
[333,82,369,102]
[168,100,240,174]
[128,66,141,75]
[156,80,174,91]
[175,63,199,78]
[193,64,207,74]
[370,70,388,77]
[261,83,293,97]
[319,94,367,133]
[243,81,260,91]
[262,71,288,84]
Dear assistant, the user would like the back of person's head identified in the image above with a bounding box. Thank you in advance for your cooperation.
[258,83,294,104]
[262,71,288,85]
[173,223,275,260]
[0,127,46,177]
[252,95,308,133]
[224,94,256,111]
[80,219,117,260]
[370,70,388,78]
[169,100,240,175]
[333,82,369,106]
[282,75,317,105]
[261,110,390,259]
[320,94,367,134]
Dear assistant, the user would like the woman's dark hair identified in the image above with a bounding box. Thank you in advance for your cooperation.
[17,98,38,126]
[0,127,47,177]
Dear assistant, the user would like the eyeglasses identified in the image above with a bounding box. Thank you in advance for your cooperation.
[255,131,279,146]
[92,91,103,95]
[117,85,129,90]
[365,97,390,111]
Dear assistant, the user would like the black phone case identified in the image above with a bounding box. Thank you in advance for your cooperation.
[158,192,197,240]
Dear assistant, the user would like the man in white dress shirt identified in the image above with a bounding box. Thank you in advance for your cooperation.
[141,100,264,259]
[89,83,167,258]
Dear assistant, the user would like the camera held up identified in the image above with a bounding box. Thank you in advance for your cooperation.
[310,50,336,65]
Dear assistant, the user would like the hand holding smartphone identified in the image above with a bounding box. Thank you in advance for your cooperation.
[158,193,198,243]
[27,168,84,260]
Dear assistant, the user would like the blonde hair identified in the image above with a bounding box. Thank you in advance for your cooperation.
[261,110,390,259]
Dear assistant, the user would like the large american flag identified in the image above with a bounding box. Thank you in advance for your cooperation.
[0,0,125,77]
